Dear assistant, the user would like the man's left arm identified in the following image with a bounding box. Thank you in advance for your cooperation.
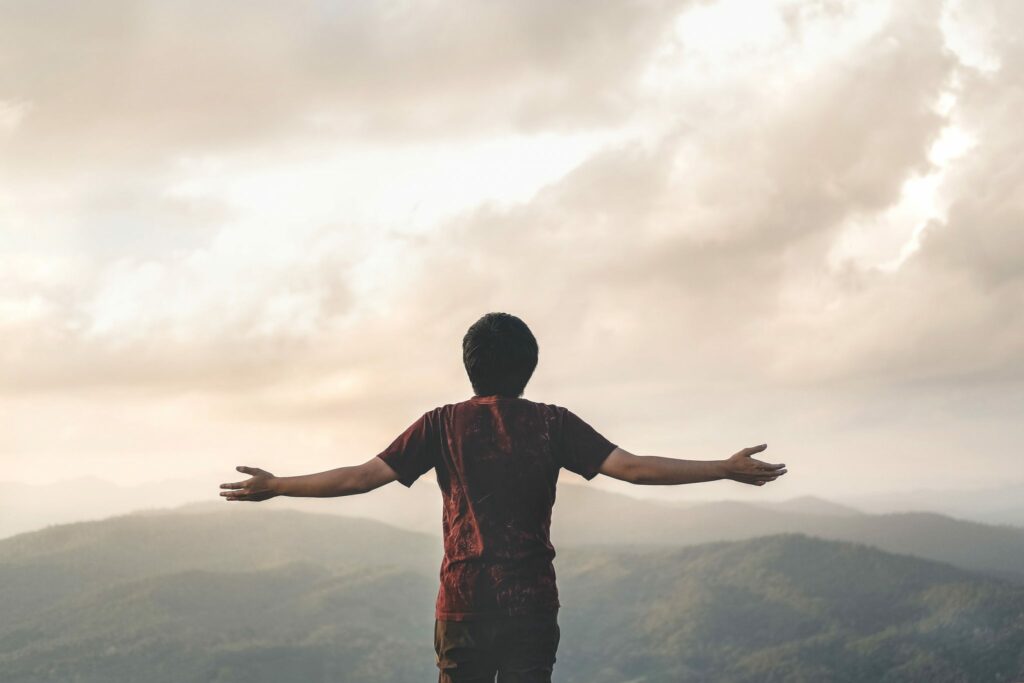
[219,457,399,501]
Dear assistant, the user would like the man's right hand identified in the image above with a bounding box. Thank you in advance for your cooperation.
[219,466,279,501]
[722,444,787,486]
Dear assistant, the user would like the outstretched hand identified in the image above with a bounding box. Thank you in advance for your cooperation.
[219,466,279,502]
[723,445,787,486]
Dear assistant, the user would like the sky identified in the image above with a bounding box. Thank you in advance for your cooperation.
[1,0,1022,506]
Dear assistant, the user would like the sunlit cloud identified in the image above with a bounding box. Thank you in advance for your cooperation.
[1,0,1022,499]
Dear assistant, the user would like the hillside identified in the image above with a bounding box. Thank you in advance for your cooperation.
[9,477,1024,587]
[550,486,1024,582]
[0,507,440,622]
[2,509,1023,682]
[557,536,1024,683]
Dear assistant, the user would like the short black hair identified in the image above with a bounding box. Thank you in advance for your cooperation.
[462,312,538,397]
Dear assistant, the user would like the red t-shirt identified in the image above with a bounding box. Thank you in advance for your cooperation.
[375,395,617,621]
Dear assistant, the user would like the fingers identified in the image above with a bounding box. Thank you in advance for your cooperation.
[751,459,786,472]
[220,465,263,494]
[220,467,271,501]
[740,444,768,457]
[740,468,788,480]
[734,469,787,485]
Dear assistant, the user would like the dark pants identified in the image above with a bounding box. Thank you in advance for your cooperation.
[434,613,560,683]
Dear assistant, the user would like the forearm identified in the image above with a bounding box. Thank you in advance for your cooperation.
[270,466,368,498]
[628,455,728,485]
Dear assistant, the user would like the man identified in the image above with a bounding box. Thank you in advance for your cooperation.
[220,312,788,682]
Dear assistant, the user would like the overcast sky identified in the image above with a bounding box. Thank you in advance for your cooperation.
[1,0,1021,504]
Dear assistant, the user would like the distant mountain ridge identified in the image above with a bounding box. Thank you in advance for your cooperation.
[7,474,1024,542]
[1,508,1022,683]
[549,485,1024,583]
[6,479,1024,585]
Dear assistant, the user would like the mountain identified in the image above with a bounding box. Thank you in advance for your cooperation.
[751,495,862,517]
[2,509,1023,683]
[549,486,1024,583]
[8,475,1024,585]
[0,477,216,540]
[845,482,1024,527]
[0,474,444,540]
[0,560,437,683]
[556,535,1024,683]
[0,507,441,622]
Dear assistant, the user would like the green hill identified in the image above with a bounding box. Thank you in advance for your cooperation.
[0,562,436,683]
[556,535,1024,682]
[1,509,1023,683]
[0,507,440,622]
[551,487,1024,582]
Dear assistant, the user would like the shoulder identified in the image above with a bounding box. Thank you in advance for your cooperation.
[428,401,466,421]
[521,399,571,425]
[527,398,568,413]
[403,405,447,427]
[426,404,454,418]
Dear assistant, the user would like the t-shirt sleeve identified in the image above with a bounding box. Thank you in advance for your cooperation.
[556,407,618,481]
[375,409,440,488]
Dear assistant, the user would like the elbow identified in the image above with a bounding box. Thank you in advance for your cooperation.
[628,470,652,486]
[348,468,383,495]
[622,457,651,485]
[348,477,372,496]
[629,455,668,486]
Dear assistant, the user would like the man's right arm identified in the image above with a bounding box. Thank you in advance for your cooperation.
[219,457,399,501]
[598,444,787,486]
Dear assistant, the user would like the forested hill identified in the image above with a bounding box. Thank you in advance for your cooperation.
[550,486,1024,583]
[557,536,1024,682]
[2,508,1023,682]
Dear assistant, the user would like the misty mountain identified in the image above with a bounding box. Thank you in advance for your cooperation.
[0,475,445,540]
[0,477,218,540]
[1,509,1023,682]
[9,475,1024,586]
[549,486,1024,583]
[0,508,440,622]
[845,482,1024,527]
[748,495,863,517]
[8,472,1024,586]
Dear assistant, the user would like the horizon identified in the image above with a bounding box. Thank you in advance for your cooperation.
[4,470,1024,545]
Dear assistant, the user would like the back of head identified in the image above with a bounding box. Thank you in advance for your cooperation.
[462,312,538,398]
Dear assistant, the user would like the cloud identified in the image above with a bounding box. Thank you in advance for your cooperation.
[2,0,1014,394]
[1,0,1023,491]
[382,0,963,390]
[0,0,688,178]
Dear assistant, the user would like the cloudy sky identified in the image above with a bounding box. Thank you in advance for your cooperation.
[1,0,1021,504]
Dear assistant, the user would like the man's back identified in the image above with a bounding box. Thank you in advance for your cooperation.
[376,395,617,620]
[219,312,786,683]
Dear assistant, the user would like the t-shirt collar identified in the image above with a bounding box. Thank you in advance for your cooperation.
[470,394,517,403]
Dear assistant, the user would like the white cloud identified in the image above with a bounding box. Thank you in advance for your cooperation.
[1,0,1022,495]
